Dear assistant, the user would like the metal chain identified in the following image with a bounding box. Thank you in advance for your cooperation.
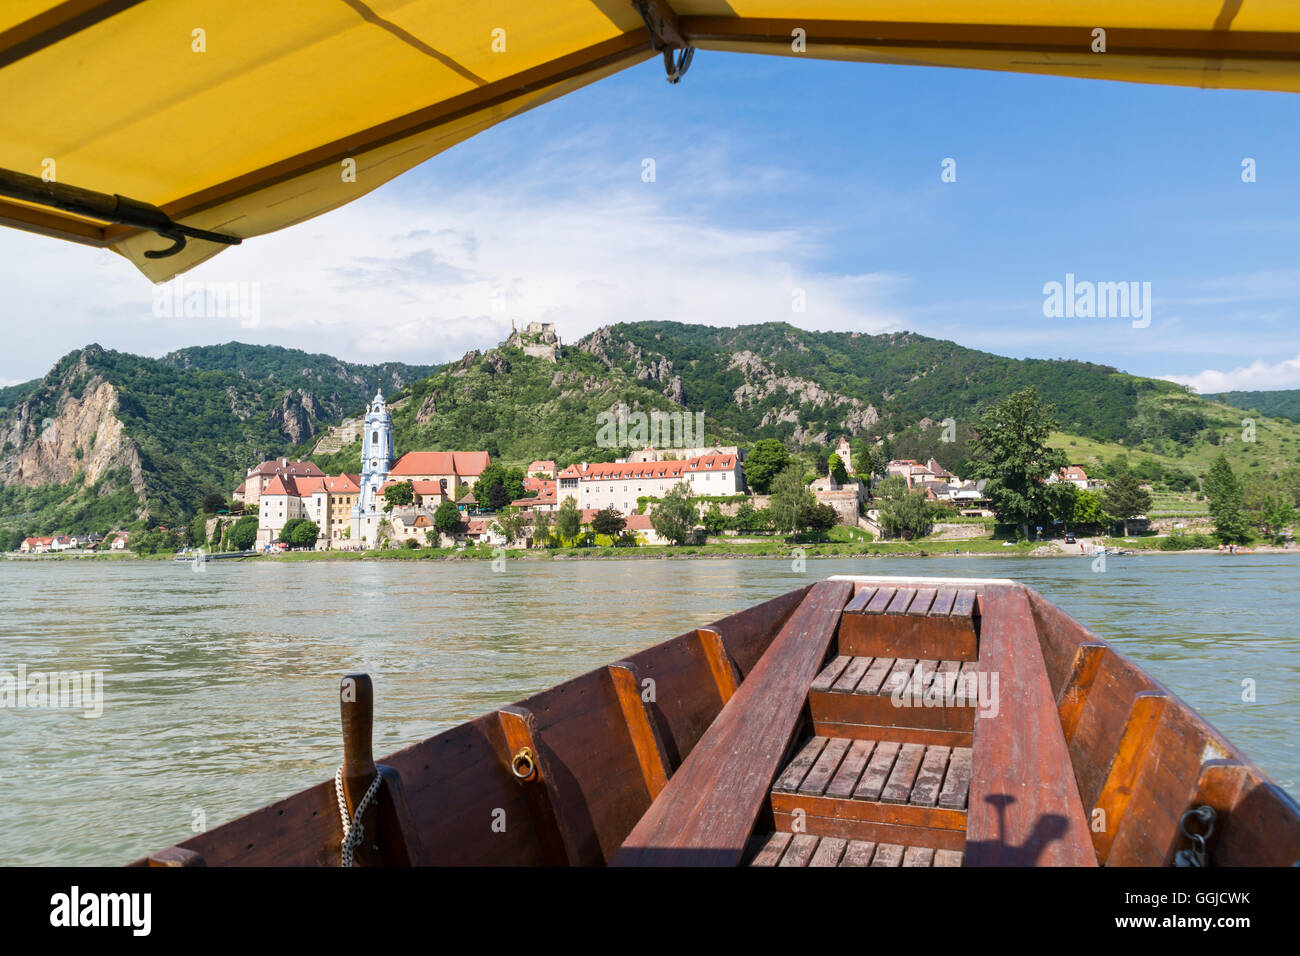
[334,765,383,867]
[1173,805,1216,866]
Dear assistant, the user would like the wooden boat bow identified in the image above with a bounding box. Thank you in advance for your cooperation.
[131,576,1300,867]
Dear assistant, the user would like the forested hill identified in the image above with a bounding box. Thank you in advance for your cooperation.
[0,343,437,534]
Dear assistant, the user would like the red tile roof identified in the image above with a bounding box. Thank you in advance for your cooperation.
[558,454,738,481]
[265,473,360,497]
[685,453,738,471]
[261,474,298,497]
[249,459,323,477]
[390,451,490,477]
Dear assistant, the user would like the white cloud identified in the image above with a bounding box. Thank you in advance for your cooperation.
[0,166,906,378]
[1164,354,1300,393]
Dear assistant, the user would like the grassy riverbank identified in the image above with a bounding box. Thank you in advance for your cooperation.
[10,538,1294,563]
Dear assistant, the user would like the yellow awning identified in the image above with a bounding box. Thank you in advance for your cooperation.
[2,1,1299,281]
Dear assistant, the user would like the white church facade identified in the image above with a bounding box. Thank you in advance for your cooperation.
[350,390,395,547]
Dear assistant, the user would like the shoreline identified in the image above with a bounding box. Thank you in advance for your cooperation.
[7,543,1294,563]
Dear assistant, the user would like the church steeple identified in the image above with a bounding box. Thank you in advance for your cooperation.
[352,388,394,533]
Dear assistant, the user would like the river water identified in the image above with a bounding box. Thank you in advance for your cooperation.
[1,553,1296,865]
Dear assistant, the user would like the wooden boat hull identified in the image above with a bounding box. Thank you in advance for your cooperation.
[132,576,1300,867]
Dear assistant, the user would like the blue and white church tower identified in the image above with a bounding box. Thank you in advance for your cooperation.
[351,389,394,546]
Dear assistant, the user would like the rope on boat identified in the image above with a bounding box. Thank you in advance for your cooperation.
[334,766,383,867]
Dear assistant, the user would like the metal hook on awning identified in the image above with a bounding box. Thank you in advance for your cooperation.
[632,0,694,84]
[0,166,240,259]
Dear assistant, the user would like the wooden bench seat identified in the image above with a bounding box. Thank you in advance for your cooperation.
[839,585,981,662]
[809,655,978,746]
[768,736,971,851]
[747,831,964,867]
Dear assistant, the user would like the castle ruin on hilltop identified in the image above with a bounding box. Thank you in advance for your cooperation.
[505,320,561,362]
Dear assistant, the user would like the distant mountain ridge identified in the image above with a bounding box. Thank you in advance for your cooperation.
[1210,388,1300,424]
[2,327,1296,538]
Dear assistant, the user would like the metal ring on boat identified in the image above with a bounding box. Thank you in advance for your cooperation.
[511,747,536,780]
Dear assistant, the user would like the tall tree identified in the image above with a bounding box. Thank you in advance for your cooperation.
[853,443,888,481]
[533,510,553,547]
[827,453,849,485]
[554,496,582,544]
[650,482,696,545]
[745,439,790,494]
[879,491,933,540]
[1203,454,1251,543]
[1100,467,1152,536]
[433,500,463,536]
[966,387,1069,540]
[769,463,815,537]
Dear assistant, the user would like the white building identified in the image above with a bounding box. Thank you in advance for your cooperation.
[556,453,744,514]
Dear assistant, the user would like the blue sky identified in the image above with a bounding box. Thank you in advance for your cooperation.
[5,50,1300,391]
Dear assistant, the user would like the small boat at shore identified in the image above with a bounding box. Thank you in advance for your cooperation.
[133,575,1300,867]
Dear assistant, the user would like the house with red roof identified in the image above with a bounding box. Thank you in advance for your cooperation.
[556,453,743,514]
[1047,465,1099,491]
[388,451,491,493]
[235,458,325,508]
[257,472,362,548]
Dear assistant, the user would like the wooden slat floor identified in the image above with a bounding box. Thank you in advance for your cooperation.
[772,736,973,809]
[811,655,979,700]
[748,831,965,867]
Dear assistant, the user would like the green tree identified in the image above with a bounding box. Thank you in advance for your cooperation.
[701,502,728,537]
[279,518,319,548]
[189,512,209,548]
[799,501,840,540]
[533,510,553,548]
[879,491,933,540]
[769,464,815,537]
[591,506,626,538]
[873,475,908,500]
[202,491,228,513]
[473,464,526,510]
[554,496,582,545]
[745,439,790,494]
[383,481,414,510]
[732,502,772,534]
[424,529,438,547]
[227,515,259,551]
[828,453,849,485]
[853,443,887,480]
[1100,467,1152,536]
[1258,494,1295,543]
[433,500,462,537]
[492,507,527,545]
[1203,454,1251,544]
[1070,489,1109,531]
[650,482,697,545]
[966,387,1069,540]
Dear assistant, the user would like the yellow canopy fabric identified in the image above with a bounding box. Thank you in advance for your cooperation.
[2,1,1299,281]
